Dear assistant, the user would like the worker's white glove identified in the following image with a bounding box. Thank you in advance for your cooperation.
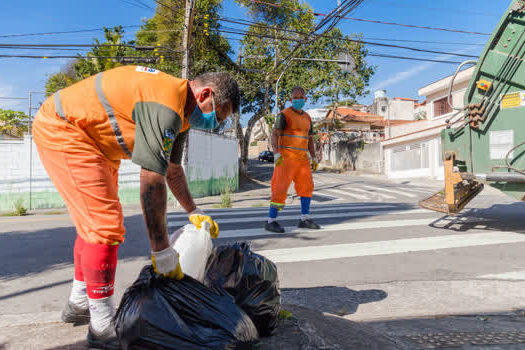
[188,208,219,238]
[274,152,283,166]
[151,246,184,279]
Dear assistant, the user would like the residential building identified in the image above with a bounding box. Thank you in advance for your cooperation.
[382,66,475,179]
[370,90,418,122]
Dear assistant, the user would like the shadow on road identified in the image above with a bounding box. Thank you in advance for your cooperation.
[0,215,151,281]
[282,286,388,316]
[429,202,525,233]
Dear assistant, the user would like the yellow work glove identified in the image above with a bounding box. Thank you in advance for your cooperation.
[274,152,284,167]
[189,208,219,238]
[151,246,184,279]
[311,159,319,172]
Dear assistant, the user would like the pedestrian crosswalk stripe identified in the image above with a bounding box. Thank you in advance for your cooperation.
[167,208,430,227]
[256,231,525,264]
[342,186,396,200]
[320,188,370,200]
[216,218,440,239]
[166,203,405,218]
[478,270,525,281]
[360,185,418,198]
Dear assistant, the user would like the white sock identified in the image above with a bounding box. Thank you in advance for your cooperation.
[69,279,88,309]
[300,214,310,221]
[268,217,276,223]
[88,296,115,334]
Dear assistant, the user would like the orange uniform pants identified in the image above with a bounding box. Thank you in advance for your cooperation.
[35,144,126,245]
[271,157,314,208]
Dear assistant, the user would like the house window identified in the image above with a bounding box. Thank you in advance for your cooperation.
[433,97,452,118]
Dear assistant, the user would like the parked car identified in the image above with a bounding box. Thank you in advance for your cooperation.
[258,150,274,162]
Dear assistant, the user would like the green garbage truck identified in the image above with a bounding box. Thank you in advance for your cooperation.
[420,0,525,214]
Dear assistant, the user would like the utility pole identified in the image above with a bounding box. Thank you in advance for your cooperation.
[27,91,45,211]
[181,0,196,79]
[180,0,196,208]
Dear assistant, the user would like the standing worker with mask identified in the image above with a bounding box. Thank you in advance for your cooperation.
[32,65,240,349]
[265,86,321,233]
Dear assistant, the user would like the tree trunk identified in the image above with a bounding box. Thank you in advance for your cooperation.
[238,79,271,176]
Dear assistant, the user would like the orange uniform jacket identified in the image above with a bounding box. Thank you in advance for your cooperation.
[270,107,314,208]
[33,65,190,174]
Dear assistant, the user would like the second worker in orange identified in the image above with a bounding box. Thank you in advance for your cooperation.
[265,86,321,233]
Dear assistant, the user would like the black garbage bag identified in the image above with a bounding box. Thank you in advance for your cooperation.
[114,265,259,350]
[204,242,281,337]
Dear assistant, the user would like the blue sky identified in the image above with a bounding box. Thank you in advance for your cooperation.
[0,0,511,113]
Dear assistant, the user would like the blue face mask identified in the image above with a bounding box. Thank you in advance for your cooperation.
[292,98,306,110]
[189,96,219,130]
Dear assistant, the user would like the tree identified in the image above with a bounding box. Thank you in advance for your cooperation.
[44,26,137,96]
[0,109,30,137]
[233,0,375,175]
[134,0,234,78]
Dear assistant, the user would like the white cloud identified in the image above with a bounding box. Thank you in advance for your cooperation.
[371,47,478,93]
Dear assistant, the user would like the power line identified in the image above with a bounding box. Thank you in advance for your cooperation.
[0,54,169,60]
[0,25,141,39]
[121,0,154,10]
[367,52,463,65]
[249,0,491,36]
[216,16,486,47]
[215,18,479,59]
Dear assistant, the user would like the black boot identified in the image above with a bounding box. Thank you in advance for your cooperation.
[265,221,285,233]
[61,301,90,325]
[298,219,321,229]
[87,325,121,350]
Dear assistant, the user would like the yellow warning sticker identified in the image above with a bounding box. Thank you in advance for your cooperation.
[501,91,525,109]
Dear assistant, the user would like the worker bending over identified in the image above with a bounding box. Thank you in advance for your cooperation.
[32,65,239,349]
[265,86,320,233]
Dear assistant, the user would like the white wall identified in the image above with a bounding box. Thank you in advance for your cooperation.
[0,130,239,211]
[384,136,443,179]
[389,99,415,121]
[186,130,239,197]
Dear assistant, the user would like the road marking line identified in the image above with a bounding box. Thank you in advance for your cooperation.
[257,232,525,263]
[167,203,402,218]
[167,208,430,227]
[320,188,370,200]
[217,218,439,238]
[478,270,525,281]
[342,186,396,200]
[360,185,418,198]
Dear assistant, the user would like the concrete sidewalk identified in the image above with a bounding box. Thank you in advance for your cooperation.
[0,304,401,350]
[3,280,525,349]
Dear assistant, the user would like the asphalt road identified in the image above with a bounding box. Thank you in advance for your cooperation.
[2,161,525,349]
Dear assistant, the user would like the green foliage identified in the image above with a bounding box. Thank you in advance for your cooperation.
[73,26,136,79]
[218,176,236,208]
[2,198,29,216]
[250,141,258,146]
[135,0,233,78]
[235,0,374,126]
[13,198,27,215]
[0,109,29,137]
[45,72,78,97]
[45,26,137,96]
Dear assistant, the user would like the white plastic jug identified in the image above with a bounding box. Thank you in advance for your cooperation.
[169,223,213,282]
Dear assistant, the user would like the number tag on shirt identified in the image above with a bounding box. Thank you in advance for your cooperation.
[136,66,159,74]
